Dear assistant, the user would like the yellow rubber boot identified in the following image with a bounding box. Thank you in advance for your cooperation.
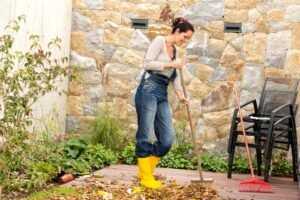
[138,156,160,178]
[149,156,160,174]
[138,157,162,189]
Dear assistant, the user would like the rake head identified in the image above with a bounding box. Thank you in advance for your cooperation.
[239,177,273,193]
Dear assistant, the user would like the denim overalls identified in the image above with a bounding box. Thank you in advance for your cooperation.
[135,68,177,157]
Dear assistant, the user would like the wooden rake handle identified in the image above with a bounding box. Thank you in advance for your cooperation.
[179,68,204,181]
[179,69,196,146]
[233,85,255,177]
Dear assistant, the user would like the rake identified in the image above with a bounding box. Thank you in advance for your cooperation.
[233,84,272,193]
[179,66,213,185]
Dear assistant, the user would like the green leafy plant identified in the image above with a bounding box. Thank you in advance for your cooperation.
[160,143,194,169]
[24,161,58,190]
[0,16,67,138]
[63,138,88,159]
[0,134,63,192]
[119,143,136,165]
[0,15,68,193]
[119,143,293,178]
[0,16,120,195]
[1,136,118,193]
[232,154,250,173]
[201,153,227,172]
[272,151,293,176]
[160,150,195,169]
[61,158,92,175]
[87,110,125,151]
[82,144,118,169]
[57,138,117,176]
[119,143,195,169]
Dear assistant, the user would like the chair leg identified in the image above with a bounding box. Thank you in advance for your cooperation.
[255,135,262,176]
[291,138,299,182]
[228,112,238,179]
[228,134,238,179]
[254,121,262,176]
[290,118,299,182]
[263,144,273,182]
[264,125,274,182]
[227,111,238,153]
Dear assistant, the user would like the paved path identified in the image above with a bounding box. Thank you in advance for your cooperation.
[67,164,299,200]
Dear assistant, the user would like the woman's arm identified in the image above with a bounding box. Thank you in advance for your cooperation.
[143,36,166,71]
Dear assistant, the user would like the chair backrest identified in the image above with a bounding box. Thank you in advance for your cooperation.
[258,78,299,116]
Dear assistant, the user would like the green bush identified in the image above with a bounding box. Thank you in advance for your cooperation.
[59,139,118,176]
[0,17,118,195]
[61,158,91,176]
[119,143,293,177]
[0,137,118,193]
[201,153,227,172]
[0,16,67,137]
[160,151,194,169]
[63,138,88,159]
[0,16,66,193]
[272,151,293,176]
[232,154,250,173]
[80,144,118,170]
[0,133,63,192]
[119,143,136,165]
[25,161,58,190]
[87,112,125,151]
[160,143,194,169]
[119,143,195,169]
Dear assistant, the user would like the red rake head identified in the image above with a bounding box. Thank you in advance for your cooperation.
[239,177,273,193]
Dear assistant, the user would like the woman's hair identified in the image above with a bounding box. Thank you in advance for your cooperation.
[171,17,194,34]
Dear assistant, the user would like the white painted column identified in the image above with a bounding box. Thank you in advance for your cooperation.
[0,0,72,135]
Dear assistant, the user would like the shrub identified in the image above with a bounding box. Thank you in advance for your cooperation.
[201,153,227,173]
[119,143,136,165]
[0,15,67,193]
[87,112,125,151]
[59,139,118,176]
[272,151,293,176]
[0,16,67,137]
[119,143,293,177]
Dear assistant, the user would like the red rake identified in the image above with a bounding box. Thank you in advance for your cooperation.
[233,85,273,193]
[239,177,272,193]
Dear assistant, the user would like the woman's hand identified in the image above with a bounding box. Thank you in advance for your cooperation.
[180,96,189,105]
[171,61,185,69]
[164,58,186,69]
[176,91,189,105]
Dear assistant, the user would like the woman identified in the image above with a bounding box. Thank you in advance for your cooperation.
[135,17,194,189]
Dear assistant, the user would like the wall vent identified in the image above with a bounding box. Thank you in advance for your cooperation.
[131,18,148,29]
[224,22,242,33]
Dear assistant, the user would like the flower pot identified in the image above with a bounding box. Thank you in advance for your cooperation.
[58,173,75,184]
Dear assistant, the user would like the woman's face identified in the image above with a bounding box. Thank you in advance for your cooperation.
[174,30,193,46]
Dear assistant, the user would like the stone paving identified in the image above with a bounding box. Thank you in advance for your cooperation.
[66,164,299,200]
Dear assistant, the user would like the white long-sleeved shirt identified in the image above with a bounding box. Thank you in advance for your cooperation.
[142,36,183,92]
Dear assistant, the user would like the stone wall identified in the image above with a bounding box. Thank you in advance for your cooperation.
[69,0,300,150]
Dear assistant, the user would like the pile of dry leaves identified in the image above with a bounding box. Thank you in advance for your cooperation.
[47,177,224,200]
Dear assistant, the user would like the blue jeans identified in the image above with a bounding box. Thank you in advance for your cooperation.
[135,73,174,157]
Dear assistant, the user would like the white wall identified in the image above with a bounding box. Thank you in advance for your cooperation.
[0,0,72,135]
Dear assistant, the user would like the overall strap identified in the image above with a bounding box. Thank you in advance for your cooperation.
[169,46,177,81]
